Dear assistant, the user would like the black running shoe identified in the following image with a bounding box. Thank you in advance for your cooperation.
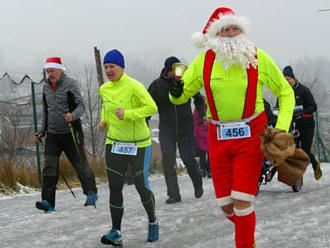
[194,187,203,198]
[165,195,181,204]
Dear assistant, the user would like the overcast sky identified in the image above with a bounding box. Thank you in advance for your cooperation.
[1,0,330,79]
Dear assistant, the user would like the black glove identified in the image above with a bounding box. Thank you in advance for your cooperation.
[293,113,302,120]
[169,80,184,98]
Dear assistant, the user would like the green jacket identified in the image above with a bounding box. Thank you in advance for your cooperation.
[100,73,157,147]
[170,48,295,132]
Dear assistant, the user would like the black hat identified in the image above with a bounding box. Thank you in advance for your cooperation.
[163,56,180,74]
[283,66,295,79]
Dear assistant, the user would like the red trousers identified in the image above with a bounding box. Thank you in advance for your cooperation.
[208,112,266,206]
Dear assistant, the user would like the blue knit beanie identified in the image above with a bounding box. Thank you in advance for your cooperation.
[283,66,295,79]
[103,49,125,68]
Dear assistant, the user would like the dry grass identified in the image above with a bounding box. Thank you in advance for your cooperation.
[14,164,40,188]
[149,159,163,174]
[0,156,109,193]
[0,160,18,190]
[0,160,43,193]
[0,152,163,194]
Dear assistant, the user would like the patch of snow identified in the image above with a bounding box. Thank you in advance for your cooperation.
[0,163,329,248]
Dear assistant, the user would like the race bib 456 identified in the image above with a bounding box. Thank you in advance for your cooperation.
[217,122,251,140]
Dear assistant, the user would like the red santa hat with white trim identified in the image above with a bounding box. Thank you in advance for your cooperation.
[192,7,249,49]
[43,57,66,71]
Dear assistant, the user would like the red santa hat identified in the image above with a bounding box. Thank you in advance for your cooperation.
[192,7,249,49]
[43,57,66,71]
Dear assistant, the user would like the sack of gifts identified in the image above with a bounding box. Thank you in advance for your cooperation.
[259,126,310,186]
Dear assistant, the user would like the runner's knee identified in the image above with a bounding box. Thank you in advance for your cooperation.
[221,203,234,215]
[233,205,254,216]
[233,199,252,210]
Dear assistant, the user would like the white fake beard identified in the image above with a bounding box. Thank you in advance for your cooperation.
[207,34,257,69]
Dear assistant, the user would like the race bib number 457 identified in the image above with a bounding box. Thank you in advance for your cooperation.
[217,122,251,140]
[111,142,137,156]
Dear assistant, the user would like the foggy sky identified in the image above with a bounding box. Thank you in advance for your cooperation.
[1,0,330,79]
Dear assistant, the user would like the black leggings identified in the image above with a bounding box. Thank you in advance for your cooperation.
[105,144,156,230]
[199,151,210,174]
[42,132,97,207]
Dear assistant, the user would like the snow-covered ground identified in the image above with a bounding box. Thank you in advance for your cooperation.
[0,163,329,248]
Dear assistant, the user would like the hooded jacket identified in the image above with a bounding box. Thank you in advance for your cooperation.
[148,76,205,137]
[291,80,317,129]
[41,74,85,134]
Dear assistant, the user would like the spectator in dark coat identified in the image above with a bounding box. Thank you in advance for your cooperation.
[283,65,322,180]
[148,56,204,204]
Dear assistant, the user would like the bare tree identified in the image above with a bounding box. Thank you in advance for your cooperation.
[80,65,105,163]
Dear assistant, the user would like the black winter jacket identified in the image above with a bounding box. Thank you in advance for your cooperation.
[148,76,205,137]
[292,81,317,129]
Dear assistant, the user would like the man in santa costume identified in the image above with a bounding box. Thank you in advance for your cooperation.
[169,7,295,248]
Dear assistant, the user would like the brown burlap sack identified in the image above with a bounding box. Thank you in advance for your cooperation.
[259,126,296,166]
[277,148,310,186]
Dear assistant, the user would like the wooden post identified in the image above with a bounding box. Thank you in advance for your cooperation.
[94,47,104,86]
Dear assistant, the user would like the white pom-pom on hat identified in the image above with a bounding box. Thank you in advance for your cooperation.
[191,32,208,49]
[192,7,248,49]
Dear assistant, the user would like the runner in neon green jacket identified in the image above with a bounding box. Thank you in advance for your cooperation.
[100,73,157,147]
[99,49,159,246]
[170,48,294,132]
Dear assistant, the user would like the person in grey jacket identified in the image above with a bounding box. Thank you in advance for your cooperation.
[35,57,97,212]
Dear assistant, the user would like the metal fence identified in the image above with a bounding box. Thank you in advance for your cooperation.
[0,71,328,167]
[0,72,105,170]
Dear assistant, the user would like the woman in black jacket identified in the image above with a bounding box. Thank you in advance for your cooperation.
[283,66,322,183]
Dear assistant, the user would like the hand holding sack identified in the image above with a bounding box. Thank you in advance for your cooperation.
[259,126,310,186]
[259,126,295,166]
